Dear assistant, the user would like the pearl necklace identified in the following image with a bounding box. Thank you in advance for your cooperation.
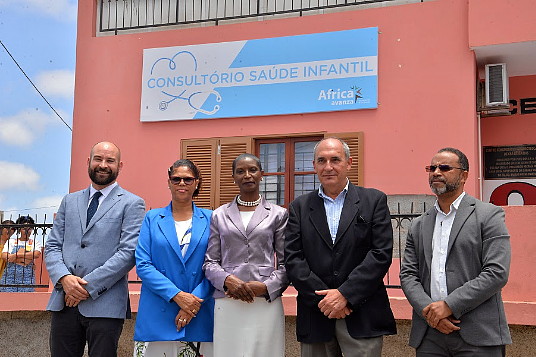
[237,195,262,207]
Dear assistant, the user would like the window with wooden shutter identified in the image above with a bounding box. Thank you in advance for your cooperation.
[181,139,217,209]
[181,137,252,209]
[324,132,363,187]
[216,137,253,208]
[181,132,362,208]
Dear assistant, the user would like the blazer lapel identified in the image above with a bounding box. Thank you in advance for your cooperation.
[85,185,121,233]
[225,199,247,239]
[309,192,333,249]
[422,208,436,269]
[447,195,475,255]
[245,198,270,236]
[334,184,359,247]
[78,188,90,233]
[183,204,208,262]
[158,204,184,263]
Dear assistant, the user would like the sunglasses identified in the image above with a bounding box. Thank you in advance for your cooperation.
[425,165,465,173]
[169,176,197,185]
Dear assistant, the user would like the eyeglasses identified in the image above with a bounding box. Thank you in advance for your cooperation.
[169,176,197,185]
[425,165,465,173]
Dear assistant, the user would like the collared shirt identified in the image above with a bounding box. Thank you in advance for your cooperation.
[88,181,118,209]
[430,191,466,301]
[318,180,349,243]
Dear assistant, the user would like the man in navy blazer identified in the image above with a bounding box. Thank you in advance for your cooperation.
[45,141,145,357]
[400,147,511,356]
[285,137,396,357]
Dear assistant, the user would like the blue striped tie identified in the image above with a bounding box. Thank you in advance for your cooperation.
[86,191,102,227]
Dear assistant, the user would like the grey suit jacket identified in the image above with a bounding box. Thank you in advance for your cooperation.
[45,184,145,319]
[400,194,512,347]
[203,197,289,302]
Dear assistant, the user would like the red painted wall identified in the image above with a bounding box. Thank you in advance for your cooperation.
[71,0,478,210]
[481,75,536,147]
[469,0,536,47]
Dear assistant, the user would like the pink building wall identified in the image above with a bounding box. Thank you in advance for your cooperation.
[481,75,536,147]
[71,0,479,210]
[3,0,536,329]
[469,0,536,47]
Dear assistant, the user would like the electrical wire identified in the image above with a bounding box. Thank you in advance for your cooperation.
[2,206,59,212]
[0,39,73,131]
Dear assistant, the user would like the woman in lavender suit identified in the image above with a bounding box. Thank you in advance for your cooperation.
[203,153,289,357]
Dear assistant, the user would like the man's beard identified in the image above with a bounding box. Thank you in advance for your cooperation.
[89,167,118,186]
[429,176,461,196]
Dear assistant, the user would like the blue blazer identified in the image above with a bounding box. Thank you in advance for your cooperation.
[134,203,214,342]
[45,184,146,319]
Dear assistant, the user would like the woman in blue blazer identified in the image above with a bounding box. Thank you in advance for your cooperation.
[134,159,214,357]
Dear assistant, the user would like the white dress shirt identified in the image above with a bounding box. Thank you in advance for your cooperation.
[88,182,118,209]
[430,191,465,302]
[318,180,349,243]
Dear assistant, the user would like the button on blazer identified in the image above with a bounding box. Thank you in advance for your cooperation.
[285,183,397,343]
[45,184,145,319]
[400,194,512,348]
[204,197,289,302]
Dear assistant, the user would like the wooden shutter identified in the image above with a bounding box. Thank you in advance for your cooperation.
[324,132,363,186]
[181,139,217,209]
[216,137,253,208]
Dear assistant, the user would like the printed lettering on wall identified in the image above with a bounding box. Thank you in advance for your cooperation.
[140,28,379,121]
[483,145,536,206]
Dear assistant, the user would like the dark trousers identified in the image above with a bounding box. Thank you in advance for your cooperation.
[417,327,506,357]
[50,306,124,357]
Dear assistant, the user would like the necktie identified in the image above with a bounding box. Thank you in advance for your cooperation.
[86,191,102,227]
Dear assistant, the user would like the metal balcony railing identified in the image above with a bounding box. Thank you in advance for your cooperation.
[98,0,424,34]
[1,205,424,291]
[0,222,51,291]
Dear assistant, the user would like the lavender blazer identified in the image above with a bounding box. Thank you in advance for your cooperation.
[203,197,289,302]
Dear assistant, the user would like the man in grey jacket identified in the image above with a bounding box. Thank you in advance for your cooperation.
[45,141,145,357]
[400,147,511,356]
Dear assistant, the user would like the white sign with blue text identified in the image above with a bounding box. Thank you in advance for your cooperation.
[140,28,378,121]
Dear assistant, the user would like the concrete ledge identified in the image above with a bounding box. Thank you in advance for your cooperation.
[2,290,536,326]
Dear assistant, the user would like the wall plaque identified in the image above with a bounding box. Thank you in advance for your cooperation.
[483,145,536,179]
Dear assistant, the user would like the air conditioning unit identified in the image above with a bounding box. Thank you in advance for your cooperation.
[485,63,509,106]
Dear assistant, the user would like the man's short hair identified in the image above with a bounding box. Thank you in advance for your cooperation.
[90,141,122,162]
[313,137,351,160]
[437,147,469,171]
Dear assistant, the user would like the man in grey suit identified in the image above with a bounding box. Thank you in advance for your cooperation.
[45,141,145,357]
[400,147,511,356]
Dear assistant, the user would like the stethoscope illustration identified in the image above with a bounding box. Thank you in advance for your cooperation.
[150,51,221,115]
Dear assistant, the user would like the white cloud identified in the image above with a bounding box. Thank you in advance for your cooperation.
[0,109,56,147]
[30,195,64,222]
[32,195,63,210]
[0,161,40,191]
[36,70,75,99]
[0,0,78,21]
[1,195,63,223]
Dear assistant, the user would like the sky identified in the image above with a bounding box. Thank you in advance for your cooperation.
[0,0,77,223]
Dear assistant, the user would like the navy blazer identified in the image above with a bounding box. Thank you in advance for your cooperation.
[285,183,396,343]
[134,203,214,342]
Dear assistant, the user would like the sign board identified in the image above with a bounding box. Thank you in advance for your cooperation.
[141,28,378,121]
[483,145,536,179]
[482,145,536,205]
